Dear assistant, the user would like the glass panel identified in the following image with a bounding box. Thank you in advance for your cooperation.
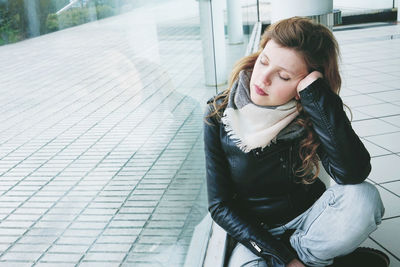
[0,0,226,265]
[0,0,262,265]
[218,0,257,93]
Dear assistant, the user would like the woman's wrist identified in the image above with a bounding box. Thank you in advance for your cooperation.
[296,71,323,98]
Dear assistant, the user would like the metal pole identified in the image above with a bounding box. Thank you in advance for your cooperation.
[199,0,227,87]
[227,0,244,44]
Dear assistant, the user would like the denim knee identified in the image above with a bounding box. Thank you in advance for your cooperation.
[329,181,385,224]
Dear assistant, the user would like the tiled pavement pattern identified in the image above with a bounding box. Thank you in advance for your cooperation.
[334,22,400,267]
[1,3,400,267]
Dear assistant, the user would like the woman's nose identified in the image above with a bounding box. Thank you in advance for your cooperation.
[263,70,272,85]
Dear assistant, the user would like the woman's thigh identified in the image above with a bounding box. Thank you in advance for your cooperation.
[228,242,268,267]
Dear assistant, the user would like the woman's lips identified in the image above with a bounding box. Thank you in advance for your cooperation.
[255,85,268,96]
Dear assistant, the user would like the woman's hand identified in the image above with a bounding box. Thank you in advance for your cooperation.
[295,71,323,100]
[287,258,306,267]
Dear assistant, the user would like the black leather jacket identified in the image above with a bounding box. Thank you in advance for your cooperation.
[203,78,371,265]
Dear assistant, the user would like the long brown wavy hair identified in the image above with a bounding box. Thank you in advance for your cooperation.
[206,17,342,184]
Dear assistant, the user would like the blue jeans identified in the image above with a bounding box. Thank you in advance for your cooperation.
[228,182,385,267]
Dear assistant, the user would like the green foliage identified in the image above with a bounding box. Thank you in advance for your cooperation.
[0,0,119,46]
[55,7,91,29]
[45,13,59,33]
[45,4,115,33]
[1,1,24,44]
[96,5,114,19]
[0,26,21,46]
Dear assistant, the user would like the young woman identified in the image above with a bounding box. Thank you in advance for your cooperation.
[203,17,389,267]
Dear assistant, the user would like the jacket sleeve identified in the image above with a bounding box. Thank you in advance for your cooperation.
[299,78,371,185]
[203,104,297,266]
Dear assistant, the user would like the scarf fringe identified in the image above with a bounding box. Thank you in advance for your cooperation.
[222,114,275,153]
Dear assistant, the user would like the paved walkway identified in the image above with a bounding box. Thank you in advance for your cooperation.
[332,21,400,267]
[0,2,400,267]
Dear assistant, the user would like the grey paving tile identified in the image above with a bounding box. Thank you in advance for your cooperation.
[0,244,11,252]
[355,103,400,118]
[75,214,113,222]
[35,263,75,267]
[0,252,41,261]
[364,73,400,83]
[146,220,185,228]
[34,221,70,229]
[25,228,64,236]
[140,228,181,237]
[346,109,374,121]
[347,82,394,94]
[18,235,58,245]
[108,220,146,228]
[113,213,150,221]
[366,132,400,153]
[83,252,125,261]
[47,245,88,254]
[0,228,27,236]
[95,235,137,244]
[81,208,117,215]
[369,90,400,102]
[381,181,400,196]
[119,207,154,214]
[379,79,400,90]
[382,115,400,127]
[370,217,400,259]
[138,235,178,245]
[369,155,400,183]
[0,221,34,228]
[39,252,83,262]
[0,262,33,267]
[342,94,384,107]
[89,243,131,253]
[56,236,96,245]
[79,262,121,267]
[62,229,102,237]
[376,185,400,219]
[101,228,141,236]
[354,118,400,137]
[0,236,19,243]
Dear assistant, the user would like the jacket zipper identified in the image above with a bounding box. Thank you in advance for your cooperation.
[250,240,286,264]
[250,240,262,253]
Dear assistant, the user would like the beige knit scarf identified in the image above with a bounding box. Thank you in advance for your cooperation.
[221,70,299,153]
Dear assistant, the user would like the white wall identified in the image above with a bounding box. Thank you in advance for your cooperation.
[334,0,393,9]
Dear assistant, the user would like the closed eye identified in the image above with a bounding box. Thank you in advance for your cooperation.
[279,75,290,81]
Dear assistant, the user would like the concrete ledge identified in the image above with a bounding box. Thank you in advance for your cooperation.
[184,214,213,267]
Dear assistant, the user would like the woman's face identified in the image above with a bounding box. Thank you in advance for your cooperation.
[249,39,309,106]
